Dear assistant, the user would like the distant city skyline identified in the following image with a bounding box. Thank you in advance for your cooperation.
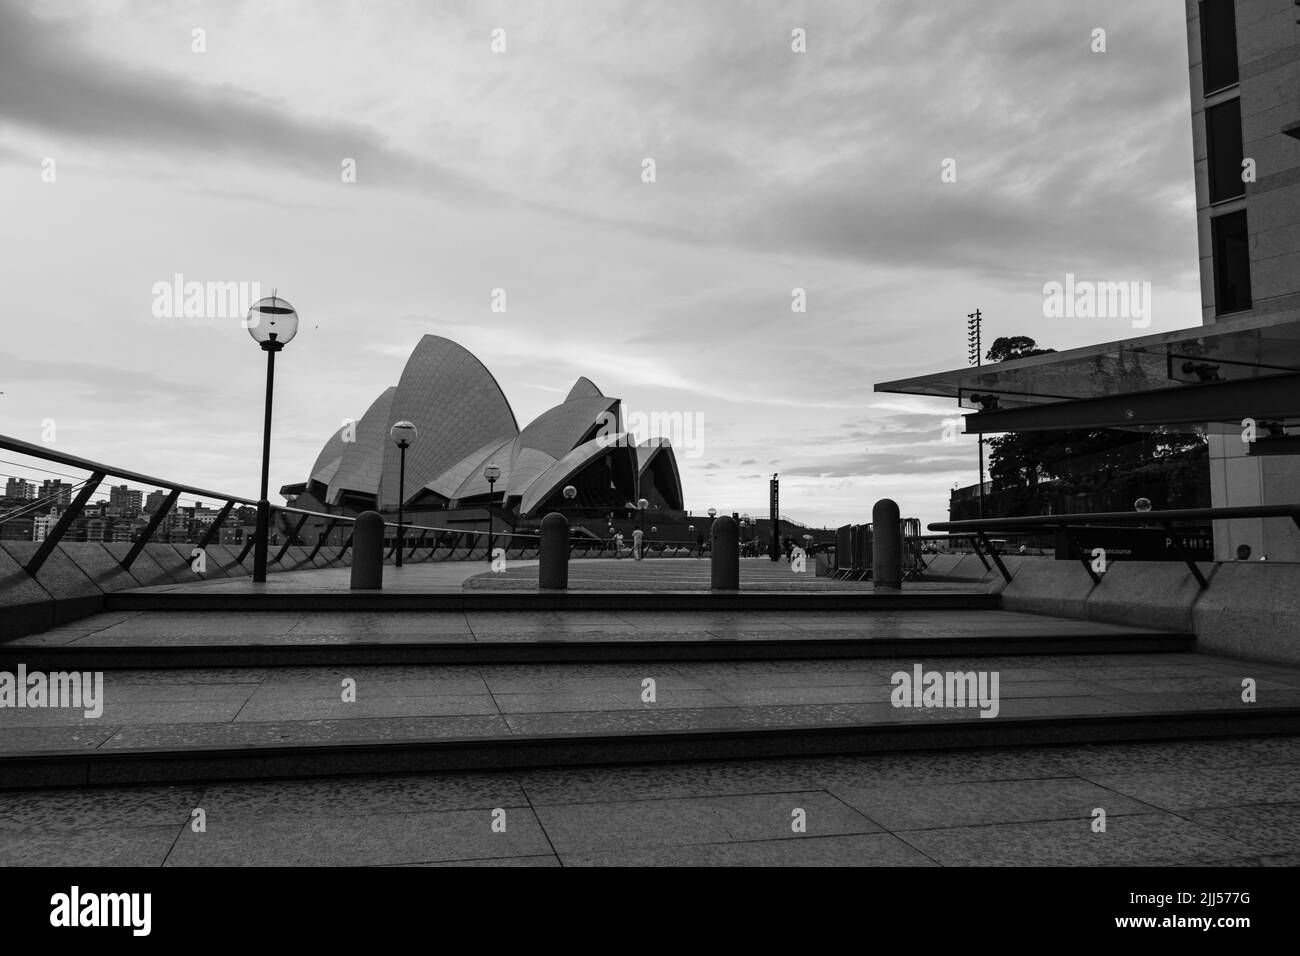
[0,1,1201,529]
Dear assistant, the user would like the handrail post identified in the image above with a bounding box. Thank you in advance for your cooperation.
[1161,521,1209,590]
[975,530,1012,584]
[25,471,106,577]
[122,488,180,570]
[196,500,235,551]
[306,518,336,562]
[274,512,310,563]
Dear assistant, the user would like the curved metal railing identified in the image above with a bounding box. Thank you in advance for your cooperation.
[0,433,702,579]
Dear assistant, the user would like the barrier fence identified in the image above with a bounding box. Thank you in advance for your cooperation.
[0,434,706,583]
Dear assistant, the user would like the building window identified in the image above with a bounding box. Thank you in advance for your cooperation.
[1199,0,1239,94]
[1211,210,1252,315]
[1206,98,1245,203]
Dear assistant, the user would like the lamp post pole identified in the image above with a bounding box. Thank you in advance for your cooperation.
[968,309,985,520]
[397,442,406,566]
[483,463,501,562]
[637,497,649,559]
[253,342,279,583]
[247,294,298,584]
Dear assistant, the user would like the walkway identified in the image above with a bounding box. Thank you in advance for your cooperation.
[3,735,1297,865]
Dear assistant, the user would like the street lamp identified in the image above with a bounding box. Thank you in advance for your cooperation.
[637,497,649,559]
[483,462,501,561]
[390,421,418,568]
[246,293,298,583]
[563,484,577,533]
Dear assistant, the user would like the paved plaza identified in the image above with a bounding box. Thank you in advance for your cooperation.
[2,736,1298,866]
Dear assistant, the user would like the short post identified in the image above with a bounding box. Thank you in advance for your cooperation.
[538,512,570,589]
[872,498,902,590]
[711,514,739,589]
[350,511,385,590]
[632,528,644,561]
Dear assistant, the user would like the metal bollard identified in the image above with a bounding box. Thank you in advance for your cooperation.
[350,511,385,589]
[538,512,570,589]
[711,515,739,589]
[872,498,902,590]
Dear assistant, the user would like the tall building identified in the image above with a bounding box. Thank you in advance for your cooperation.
[144,490,169,514]
[1189,0,1300,559]
[876,0,1300,561]
[3,478,34,499]
[37,479,72,506]
[108,484,143,515]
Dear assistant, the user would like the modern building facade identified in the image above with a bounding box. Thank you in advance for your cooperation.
[876,0,1300,562]
[1190,0,1300,559]
[285,335,685,531]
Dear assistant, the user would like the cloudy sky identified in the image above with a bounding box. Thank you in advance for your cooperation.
[0,0,1200,529]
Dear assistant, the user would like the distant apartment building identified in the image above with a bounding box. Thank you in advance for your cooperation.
[3,478,35,500]
[32,513,56,542]
[108,484,144,515]
[144,490,169,514]
[38,479,73,506]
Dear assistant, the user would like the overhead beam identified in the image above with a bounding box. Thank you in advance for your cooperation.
[964,372,1300,433]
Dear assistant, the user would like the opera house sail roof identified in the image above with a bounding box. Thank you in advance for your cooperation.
[290,335,685,522]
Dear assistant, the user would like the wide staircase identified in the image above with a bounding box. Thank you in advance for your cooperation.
[5,556,1299,790]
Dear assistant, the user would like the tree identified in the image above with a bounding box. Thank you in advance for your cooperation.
[979,337,1206,512]
[984,336,1055,363]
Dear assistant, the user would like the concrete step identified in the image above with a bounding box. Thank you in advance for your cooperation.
[2,608,1194,669]
[3,652,1293,789]
[103,590,1001,613]
[6,707,1298,790]
[0,631,1196,669]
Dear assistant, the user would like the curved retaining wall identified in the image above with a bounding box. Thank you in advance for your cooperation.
[928,553,1300,667]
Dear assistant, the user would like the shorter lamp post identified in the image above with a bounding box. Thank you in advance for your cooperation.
[688,524,696,556]
[390,421,418,568]
[483,463,501,561]
[563,484,577,534]
[637,497,649,559]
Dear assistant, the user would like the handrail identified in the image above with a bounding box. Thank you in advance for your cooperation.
[0,434,260,505]
[930,503,1300,531]
[929,503,1300,589]
[0,432,710,577]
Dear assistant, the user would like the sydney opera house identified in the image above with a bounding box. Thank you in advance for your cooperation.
[282,335,685,533]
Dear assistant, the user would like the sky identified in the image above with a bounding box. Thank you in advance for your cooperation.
[0,0,1202,530]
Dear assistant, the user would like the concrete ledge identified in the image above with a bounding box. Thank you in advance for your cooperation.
[0,543,103,627]
[1193,562,1300,667]
[1085,560,1213,634]
[60,542,144,594]
[164,544,231,580]
[203,544,247,578]
[101,543,174,588]
[999,559,1097,618]
[0,547,55,640]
